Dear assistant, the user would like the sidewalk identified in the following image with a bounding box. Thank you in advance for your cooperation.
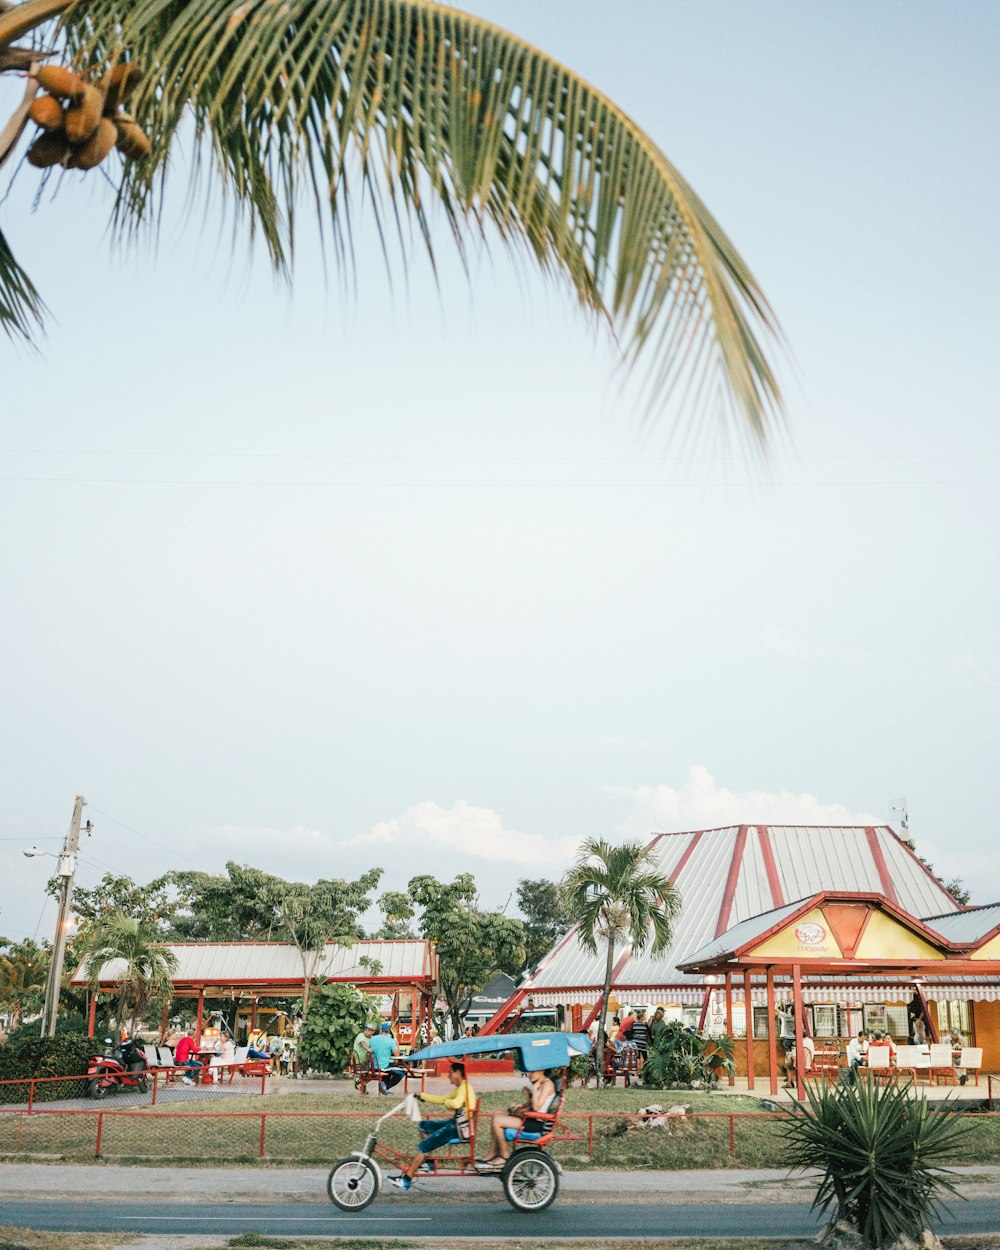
[4,1160,1000,1205]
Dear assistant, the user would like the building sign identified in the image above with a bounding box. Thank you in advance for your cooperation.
[751,908,844,960]
[795,922,827,946]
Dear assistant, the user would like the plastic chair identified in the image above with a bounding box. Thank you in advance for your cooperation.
[929,1043,956,1086]
[959,1047,983,1087]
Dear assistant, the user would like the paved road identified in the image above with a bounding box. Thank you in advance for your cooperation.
[5,1196,1000,1240]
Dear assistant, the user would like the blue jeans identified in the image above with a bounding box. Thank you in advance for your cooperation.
[418,1118,458,1154]
[378,1065,405,1090]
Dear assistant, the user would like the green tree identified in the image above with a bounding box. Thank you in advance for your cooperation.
[77,912,177,1035]
[562,837,681,1073]
[0,1,781,444]
[0,937,49,1030]
[298,981,380,1074]
[373,891,417,940]
[516,878,572,972]
[61,872,179,934]
[407,874,524,1038]
[167,863,382,1015]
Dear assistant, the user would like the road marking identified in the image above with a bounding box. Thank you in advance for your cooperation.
[117,1216,433,1223]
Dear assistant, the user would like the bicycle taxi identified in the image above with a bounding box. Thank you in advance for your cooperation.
[326,1030,590,1214]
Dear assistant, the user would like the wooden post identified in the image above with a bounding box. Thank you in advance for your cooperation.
[251,999,259,1031]
[698,988,712,1032]
[743,970,755,1091]
[793,963,805,1101]
[195,988,205,1045]
[87,992,97,1038]
[766,967,778,1095]
[160,1000,169,1042]
[725,974,735,1086]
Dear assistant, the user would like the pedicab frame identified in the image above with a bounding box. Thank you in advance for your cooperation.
[326,1030,591,1214]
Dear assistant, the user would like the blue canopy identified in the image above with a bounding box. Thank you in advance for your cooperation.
[403,1030,590,1072]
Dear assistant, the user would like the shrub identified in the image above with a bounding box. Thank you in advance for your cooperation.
[781,1079,970,1248]
[643,1022,734,1088]
[297,982,380,1074]
[0,1031,94,1101]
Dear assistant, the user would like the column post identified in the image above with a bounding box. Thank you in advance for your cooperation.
[793,963,805,1101]
[766,967,778,1096]
[725,974,734,1086]
[743,969,755,1091]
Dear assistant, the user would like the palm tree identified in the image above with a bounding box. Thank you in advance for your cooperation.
[0,937,49,1029]
[562,837,681,1075]
[78,912,177,1035]
[0,0,782,444]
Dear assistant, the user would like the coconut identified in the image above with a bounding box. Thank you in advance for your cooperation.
[69,117,117,170]
[114,117,152,160]
[64,83,105,143]
[102,63,143,115]
[27,130,69,168]
[35,65,85,102]
[28,95,65,131]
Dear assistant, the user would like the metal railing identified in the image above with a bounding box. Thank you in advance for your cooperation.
[0,1063,270,1111]
[2,1106,997,1165]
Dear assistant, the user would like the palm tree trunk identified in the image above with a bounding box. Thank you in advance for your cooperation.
[594,937,616,1083]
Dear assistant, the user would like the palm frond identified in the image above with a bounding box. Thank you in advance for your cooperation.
[0,225,45,342]
[47,0,781,442]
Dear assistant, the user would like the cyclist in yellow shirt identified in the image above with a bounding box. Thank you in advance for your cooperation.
[389,1062,477,1191]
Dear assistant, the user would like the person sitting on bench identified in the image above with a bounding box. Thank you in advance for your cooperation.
[370,1022,406,1095]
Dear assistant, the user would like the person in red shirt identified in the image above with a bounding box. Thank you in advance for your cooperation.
[173,1032,202,1085]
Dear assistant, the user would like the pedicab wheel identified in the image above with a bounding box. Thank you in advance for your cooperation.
[502,1149,559,1213]
[327,1156,380,1212]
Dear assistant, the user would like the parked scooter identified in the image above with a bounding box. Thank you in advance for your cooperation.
[86,1037,149,1098]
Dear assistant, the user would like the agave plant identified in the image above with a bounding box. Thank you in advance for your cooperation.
[781,1079,969,1249]
[0,0,782,443]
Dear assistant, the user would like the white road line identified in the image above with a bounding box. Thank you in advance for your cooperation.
[117,1216,433,1223]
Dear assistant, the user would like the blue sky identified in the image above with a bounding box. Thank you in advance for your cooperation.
[2,2,998,940]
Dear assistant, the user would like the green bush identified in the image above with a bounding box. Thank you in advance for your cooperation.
[0,1031,94,1101]
[297,982,380,1074]
[643,1022,734,1089]
[781,1079,970,1248]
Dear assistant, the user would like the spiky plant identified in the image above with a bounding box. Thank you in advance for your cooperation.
[562,837,681,1076]
[0,0,782,443]
[781,1079,969,1249]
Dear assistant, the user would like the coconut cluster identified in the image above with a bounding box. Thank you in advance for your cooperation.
[27,64,152,171]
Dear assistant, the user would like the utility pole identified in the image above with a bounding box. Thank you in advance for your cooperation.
[41,794,87,1037]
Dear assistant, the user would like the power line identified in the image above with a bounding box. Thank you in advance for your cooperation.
[87,806,213,873]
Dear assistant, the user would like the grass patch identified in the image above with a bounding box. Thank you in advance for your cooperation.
[0,1231,126,1250]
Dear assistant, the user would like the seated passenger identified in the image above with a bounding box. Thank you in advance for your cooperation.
[389,1062,477,1191]
[478,1067,556,1168]
[370,1022,406,1094]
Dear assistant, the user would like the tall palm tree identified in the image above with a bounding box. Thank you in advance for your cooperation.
[0,0,782,444]
[562,837,681,1074]
[78,912,177,1035]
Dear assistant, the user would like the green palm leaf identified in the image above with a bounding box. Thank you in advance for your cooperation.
[1,0,782,442]
[0,225,45,342]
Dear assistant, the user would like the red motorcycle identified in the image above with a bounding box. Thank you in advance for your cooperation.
[87,1037,149,1098]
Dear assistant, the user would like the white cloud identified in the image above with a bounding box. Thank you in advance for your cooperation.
[760,625,804,658]
[606,764,878,833]
[346,799,581,867]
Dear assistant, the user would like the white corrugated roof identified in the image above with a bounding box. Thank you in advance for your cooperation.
[920,904,1000,946]
[526,825,961,994]
[73,939,434,986]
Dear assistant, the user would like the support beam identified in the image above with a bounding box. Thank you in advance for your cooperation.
[743,970,755,1092]
[914,982,937,1044]
[793,963,805,1101]
[87,992,96,1038]
[766,967,778,1096]
[725,974,734,1086]
[195,988,205,1044]
[697,988,712,1032]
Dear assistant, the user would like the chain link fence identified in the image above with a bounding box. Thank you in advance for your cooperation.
[0,1065,269,1112]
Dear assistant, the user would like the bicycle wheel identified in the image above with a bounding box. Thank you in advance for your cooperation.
[327,1156,380,1212]
[502,1149,559,1213]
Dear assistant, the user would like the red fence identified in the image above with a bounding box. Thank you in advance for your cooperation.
[0,1063,269,1111]
[1,1106,997,1165]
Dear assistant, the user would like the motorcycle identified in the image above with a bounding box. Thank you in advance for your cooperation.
[86,1037,149,1099]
